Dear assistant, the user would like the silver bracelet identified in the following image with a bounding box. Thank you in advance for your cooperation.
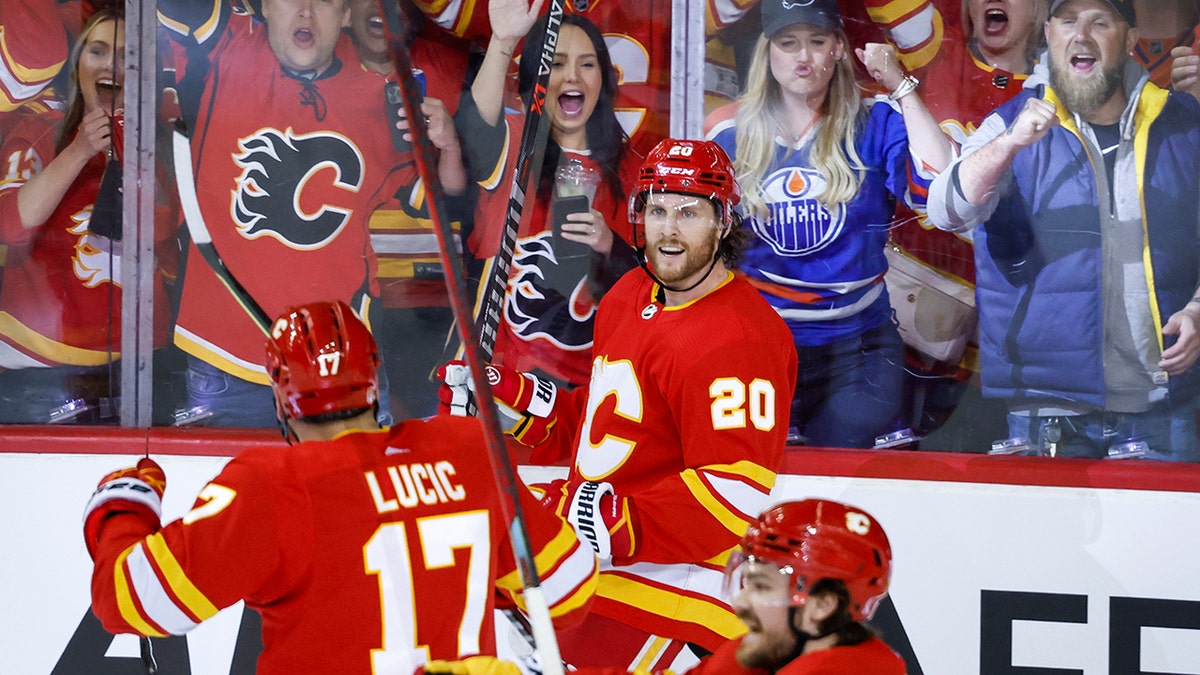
[889,74,919,101]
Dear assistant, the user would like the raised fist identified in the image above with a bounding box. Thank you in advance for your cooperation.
[83,458,166,558]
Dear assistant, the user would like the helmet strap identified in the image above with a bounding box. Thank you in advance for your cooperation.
[278,415,299,446]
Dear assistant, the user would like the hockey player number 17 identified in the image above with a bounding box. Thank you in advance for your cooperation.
[710,378,776,432]
[364,511,491,673]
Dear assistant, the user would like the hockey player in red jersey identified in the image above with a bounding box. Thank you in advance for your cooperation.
[439,139,797,671]
[84,300,598,675]
[419,499,906,675]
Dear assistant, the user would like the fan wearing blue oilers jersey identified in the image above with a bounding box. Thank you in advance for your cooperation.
[705,0,954,448]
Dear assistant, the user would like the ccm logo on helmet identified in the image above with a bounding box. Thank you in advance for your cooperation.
[660,167,696,176]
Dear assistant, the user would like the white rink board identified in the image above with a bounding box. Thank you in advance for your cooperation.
[3,454,1199,674]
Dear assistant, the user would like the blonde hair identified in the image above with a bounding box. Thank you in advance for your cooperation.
[734,34,865,221]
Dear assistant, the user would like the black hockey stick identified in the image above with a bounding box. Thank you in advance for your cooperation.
[378,3,565,673]
[474,0,566,361]
[171,124,272,335]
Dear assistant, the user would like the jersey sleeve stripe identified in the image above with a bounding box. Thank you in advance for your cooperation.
[681,470,749,537]
[702,545,738,568]
[126,541,202,634]
[705,473,773,522]
[541,541,599,617]
[0,27,63,83]
[478,118,512,192]
[496,523,583,593]
[144,532,221,622]
[702,460,777,492]
[865,0,930,26]
[598,573,744,640]
[113,546,168,637]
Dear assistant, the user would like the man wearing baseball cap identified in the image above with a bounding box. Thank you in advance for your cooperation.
[928,0,1200,462]
[1050,0,1134,26]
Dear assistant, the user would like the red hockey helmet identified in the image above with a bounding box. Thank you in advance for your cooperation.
[729,499,892,621]
[265,300,381,420]
[628,139,741,230]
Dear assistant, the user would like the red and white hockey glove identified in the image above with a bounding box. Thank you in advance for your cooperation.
[533,479,637,561]
[82,458,166,559]
[436,360,559,447]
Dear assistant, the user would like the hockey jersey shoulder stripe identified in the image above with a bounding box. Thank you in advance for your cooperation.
[113,546,168,637]
[144,532,221,624]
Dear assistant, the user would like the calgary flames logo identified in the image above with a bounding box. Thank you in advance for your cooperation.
[71,206,120,287]
[504,232,597,350]
[230,128,364,250]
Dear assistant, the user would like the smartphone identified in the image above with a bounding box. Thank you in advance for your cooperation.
[550,194,592,259]
[385,81,410,152]
[385,73,427,153]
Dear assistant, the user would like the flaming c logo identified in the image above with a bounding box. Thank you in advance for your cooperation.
[230,128,365,250]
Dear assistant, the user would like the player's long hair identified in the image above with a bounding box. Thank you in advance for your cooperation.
[58,8,125,152]
[808,578,877,647]
[518,13,629,204]
[733,31,864,220]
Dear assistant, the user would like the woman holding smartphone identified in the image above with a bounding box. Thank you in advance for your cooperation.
[457,0,639,388]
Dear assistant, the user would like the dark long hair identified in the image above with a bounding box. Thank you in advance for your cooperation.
[517,13,627,202]
[58,7,124,152]
[809,578,876,647]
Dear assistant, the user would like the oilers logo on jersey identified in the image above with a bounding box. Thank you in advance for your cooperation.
[755,166,845,257]
[230,128,365,250]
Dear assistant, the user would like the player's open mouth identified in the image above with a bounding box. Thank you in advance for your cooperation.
[558,91,586,116]
[658,245,684,258]
[984,8,1009,36]
[294,28,315,48]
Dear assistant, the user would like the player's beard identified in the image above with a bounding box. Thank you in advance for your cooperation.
[1048,53,1123,118]
[644,231,721,288]
[735,613,800,671]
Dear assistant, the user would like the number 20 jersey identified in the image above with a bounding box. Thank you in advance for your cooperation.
[89,416,599,675]
[550,269,798,649]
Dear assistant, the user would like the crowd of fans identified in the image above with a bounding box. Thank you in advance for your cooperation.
[2,0,1198,463]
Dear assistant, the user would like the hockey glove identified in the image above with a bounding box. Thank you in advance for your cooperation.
[436,360,559,447]
[534,479,637,561]
[83,457,166,559]
[417,656,523,675]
